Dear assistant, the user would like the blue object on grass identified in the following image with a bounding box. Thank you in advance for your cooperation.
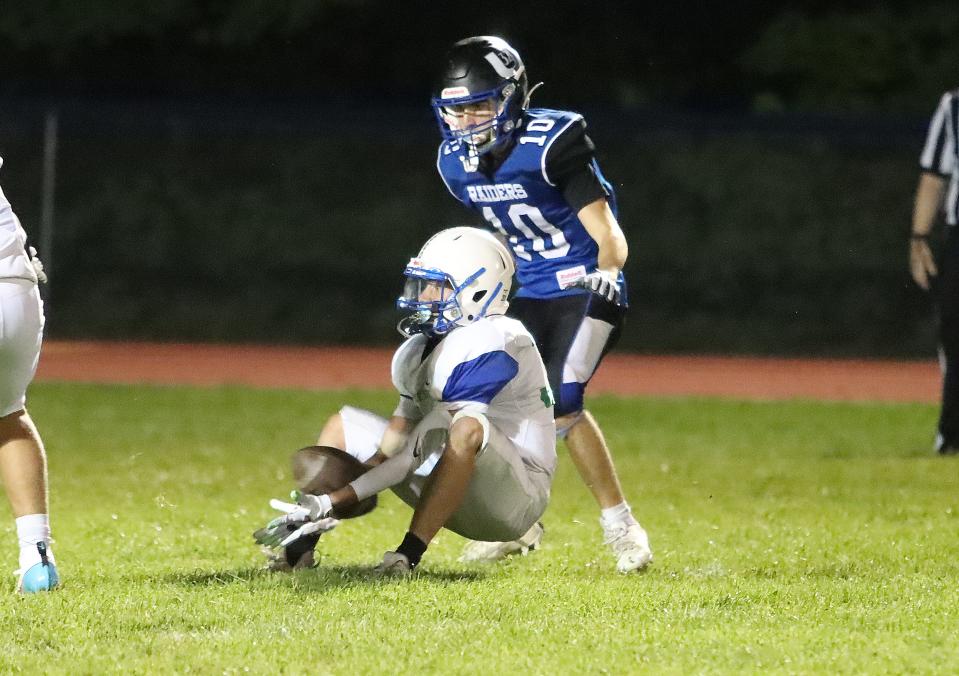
[19,542,59,593]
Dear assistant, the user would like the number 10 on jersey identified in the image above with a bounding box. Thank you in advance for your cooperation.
[482,204,571,261]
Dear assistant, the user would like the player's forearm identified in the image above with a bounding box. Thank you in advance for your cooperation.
[595,233,628,274]
[349,447,415,501]
[328,483,360,512]
[913,173,947,236]
[578,198,628,273]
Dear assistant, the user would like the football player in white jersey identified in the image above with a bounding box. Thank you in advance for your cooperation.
[0,158,59,593]
[255,227,556,573]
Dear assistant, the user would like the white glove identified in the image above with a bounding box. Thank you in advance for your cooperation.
[28,247,48,284]
[254,491,334,548]
[575,270,621,304]
[254,516,339,549]
[271,491,333,522]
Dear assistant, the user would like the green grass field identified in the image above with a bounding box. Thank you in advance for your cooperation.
[2,382,958,673]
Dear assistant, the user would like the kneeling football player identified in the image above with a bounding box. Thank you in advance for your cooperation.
[255,227,557,573]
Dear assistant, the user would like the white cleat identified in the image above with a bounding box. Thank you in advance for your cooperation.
[373,551,413,576]
[602,521,653,573]
[459,521,544,563]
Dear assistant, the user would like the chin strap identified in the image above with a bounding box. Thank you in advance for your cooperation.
[396,316,424,338]
[523,82,544,109]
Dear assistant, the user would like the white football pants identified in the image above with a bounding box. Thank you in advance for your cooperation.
[0,280,43,417]
[337,405,550,542]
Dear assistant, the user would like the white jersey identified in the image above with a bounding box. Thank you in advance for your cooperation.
[0,158,38,283]
[391,315,557,475]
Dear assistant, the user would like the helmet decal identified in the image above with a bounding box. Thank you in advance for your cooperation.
[484,51,522,79]
[441,86,470,99]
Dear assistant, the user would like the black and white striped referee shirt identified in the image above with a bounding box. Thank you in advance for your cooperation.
[920,88,959,225]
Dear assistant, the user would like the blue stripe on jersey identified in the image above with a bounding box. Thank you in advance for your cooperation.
[442,350,519,405]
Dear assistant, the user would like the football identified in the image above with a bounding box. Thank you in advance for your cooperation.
[291,445,378,519]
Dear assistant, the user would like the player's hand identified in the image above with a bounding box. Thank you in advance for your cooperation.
[253,515,339,548]
[28,246,48,284]
[575,270,621,304]
[910,237,937,291]
[254,491,335,548]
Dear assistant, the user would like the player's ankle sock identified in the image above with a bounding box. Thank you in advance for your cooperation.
[600,502,638,529]
[16,513,53,570]
[396,532,427,568]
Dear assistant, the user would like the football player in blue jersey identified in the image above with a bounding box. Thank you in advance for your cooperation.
[432,36,651,572]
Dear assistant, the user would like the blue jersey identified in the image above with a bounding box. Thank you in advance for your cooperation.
[437,108,627,302]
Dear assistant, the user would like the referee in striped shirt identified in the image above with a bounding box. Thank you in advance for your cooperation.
[912,88,959,454]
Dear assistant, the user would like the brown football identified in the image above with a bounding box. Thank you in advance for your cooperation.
[291,446,377,519]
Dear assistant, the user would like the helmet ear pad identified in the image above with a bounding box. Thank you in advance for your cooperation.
[292,446,378,519]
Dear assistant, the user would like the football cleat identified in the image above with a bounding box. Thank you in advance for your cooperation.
[262,545,317,572]
[256,518,338,572]
[459,521,544,563]
[373,551,413,576]
[260,530,326,572]
[934,433,959,456]
[602,520,652,573]
[16,542,59,594]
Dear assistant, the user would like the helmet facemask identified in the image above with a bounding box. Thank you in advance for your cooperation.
[432,81,521,157]
[397,267,459,337]
[397,263,498,337]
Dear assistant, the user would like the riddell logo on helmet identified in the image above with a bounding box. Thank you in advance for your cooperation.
[441,87,470,99]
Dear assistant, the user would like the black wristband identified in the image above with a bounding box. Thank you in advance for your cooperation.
[911,233,930,240]
[395,531,428,568]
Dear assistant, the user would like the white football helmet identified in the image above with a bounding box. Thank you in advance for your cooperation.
[397,227,514,337]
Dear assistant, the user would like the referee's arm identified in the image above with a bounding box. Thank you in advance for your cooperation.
[911,173,945,290]
[911,91,956,290]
